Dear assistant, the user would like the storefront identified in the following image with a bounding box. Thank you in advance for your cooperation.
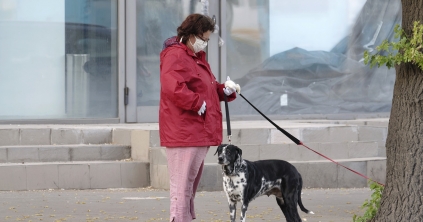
[0,0,400,124]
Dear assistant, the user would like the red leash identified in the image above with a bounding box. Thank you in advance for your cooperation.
[238,93,385,187]
[299,142,385,186]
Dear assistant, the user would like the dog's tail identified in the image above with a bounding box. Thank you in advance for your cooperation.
[298,177,314,214]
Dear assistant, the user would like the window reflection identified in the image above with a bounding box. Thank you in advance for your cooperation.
[228,0,400,116]
[0,0,118,119]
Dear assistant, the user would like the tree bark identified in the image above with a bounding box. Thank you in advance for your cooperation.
[373,1,423,221]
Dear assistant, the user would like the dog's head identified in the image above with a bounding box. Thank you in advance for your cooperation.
[214,144,243,166]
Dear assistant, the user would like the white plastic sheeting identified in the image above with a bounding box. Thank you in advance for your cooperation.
[230,0,401,116]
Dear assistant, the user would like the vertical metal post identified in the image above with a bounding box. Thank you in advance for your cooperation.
[207,0,220,80]
[118,0,126,122]
[220,0,227,82]
[125,0,137,122]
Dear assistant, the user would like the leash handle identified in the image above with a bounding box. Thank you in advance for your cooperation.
[224,93,232,144]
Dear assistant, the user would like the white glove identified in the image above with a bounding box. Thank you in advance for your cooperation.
[224,76,241,95]
[223,87,236,96]
[197,101,206,115]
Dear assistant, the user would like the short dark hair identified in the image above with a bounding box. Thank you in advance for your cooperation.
[177,14,215,44]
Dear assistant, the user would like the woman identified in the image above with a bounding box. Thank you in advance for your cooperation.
[159,14,240,222]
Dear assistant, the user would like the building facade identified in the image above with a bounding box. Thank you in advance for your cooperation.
[0,0,400,124]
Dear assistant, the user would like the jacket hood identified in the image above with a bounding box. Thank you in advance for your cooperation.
[161,36,200,58]
[162,36,180,50]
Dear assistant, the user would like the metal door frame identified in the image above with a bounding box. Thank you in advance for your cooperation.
[124,0,224,123]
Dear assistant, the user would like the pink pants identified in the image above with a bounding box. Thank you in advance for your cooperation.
[166,146,209,222]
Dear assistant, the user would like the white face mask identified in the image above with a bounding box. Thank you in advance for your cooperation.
[189,36,208,53]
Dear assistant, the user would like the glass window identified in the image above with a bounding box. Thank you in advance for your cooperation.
[227,0,400,116]
[135,0,202,108]
[0,0,118,119]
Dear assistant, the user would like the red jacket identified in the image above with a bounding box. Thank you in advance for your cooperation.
[159,37,236,147]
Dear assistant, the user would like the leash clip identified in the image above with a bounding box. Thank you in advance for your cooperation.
[228,135,232,145]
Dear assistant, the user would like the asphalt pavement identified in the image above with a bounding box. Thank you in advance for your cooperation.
[0,187,371,222]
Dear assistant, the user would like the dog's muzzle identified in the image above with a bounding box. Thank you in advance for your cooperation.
[218,155,231,165]
[218,156,224,164]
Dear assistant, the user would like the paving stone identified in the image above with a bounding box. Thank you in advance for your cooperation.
[223,129,270,145]
[26,164,59,190]
[367,159,386,185]
[204,144,259,164]
[90,163,121,189]
[315,142,348,160]
[198,164,223,191]
[149,130,161,147]
[112,129,131,145]
[149,147,168,166]
[302,126,358,143]
[82,129,112,144]
[51,129,82,145]
[7,147,39,163]
[70,146,101,161]
[121,162,150,188]
[378,146,387,157]
[39,146,70,162]
[300,127,330,143]
[58,164,90,189]
[0,129,19,146]
[0,148,7,163]
[150,164,169,189]
[337,161,367,188]
[0,165,26,190]
[270,128,301,144]
[234,144,260,161]
[292,162,338,188]
[101,145,130,161]
[20,129,51,145]
[348,141,379,158]
[204,146,219,164]
[131,130,150,161]
[358,126,387,142]
[259,143,328,161]
[259,144,292,160]
[289,143,323,161]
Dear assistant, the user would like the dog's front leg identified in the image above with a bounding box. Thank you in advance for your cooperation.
[240,201,249,222]
[228,201,237,222]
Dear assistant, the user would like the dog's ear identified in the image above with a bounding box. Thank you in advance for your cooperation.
[214,144,225,156]
[236,146,242,157]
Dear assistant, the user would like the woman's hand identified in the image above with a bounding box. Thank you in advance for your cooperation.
[198,101,206,115]
[224,76,241,95]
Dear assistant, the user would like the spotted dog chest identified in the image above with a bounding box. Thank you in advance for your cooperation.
[223,173,247,202]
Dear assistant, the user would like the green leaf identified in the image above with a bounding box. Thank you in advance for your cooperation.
[363,22,423,71]
[353,181,384,222]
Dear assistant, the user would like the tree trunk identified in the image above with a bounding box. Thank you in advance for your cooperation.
[373,1,423,221]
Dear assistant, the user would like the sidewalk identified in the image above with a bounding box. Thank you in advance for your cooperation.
[0,187,371,222]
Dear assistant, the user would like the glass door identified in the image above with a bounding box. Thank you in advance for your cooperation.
[0,0,119,121]
[126,0,221,123]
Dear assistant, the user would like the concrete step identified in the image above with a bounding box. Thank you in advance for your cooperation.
[150,141,382,166]
[116,124,387,164]
[133,125,388,147]
[0,120,388,148]
[0,144,130,163]
[150,157,386,191]
[0,128,113,146]
[0,161,149,191]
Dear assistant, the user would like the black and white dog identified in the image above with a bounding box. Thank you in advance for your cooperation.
[215,144,314,222]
